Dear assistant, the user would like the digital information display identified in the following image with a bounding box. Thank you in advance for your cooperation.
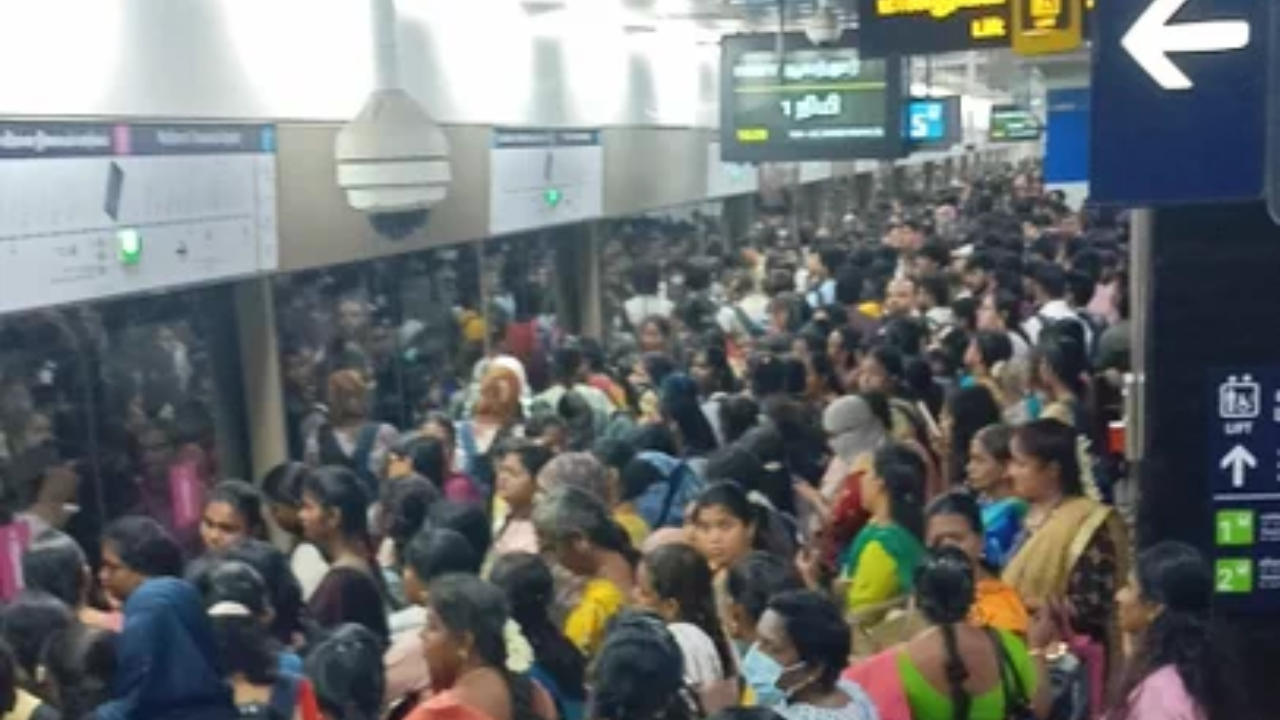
[858,0,1096,58]
[988,105,1042,142]
[1206,368,1280,612]
[906,97,962,148]
[720,33,903,163]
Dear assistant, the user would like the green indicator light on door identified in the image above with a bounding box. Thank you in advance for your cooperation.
[117,229,143,266]
[544,188,563,208]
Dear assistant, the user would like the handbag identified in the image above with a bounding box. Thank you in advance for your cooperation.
[988,629,1037,720]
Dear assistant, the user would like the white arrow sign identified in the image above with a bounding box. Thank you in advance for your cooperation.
[1220,445,1258,488]
[1122,0,1251,91]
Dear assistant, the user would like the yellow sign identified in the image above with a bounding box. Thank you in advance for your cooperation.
[1012,0,1082,55]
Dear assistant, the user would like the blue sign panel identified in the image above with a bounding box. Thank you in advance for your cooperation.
[1044,88,1090,185]
[907,100,947,142]
[1091,0,1267,206]
[1207,368,1280,610]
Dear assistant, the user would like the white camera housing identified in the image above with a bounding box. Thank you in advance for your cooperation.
[804,7,843,45]
[335,88,452,216]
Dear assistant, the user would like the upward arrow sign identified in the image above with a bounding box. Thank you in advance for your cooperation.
[1220,445,1258,489]
[1122,0,1251,91]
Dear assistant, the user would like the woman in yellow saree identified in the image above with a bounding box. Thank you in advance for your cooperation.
[1003,419,1130,683]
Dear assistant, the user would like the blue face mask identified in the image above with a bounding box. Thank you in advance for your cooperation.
[740,643,803,708]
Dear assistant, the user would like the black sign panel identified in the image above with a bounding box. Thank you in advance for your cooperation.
[859,0,1097,57]
[720,33,903,163]
[858,0,1012,57]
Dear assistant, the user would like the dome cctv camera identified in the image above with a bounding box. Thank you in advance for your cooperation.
[804,7,842,45]
[335,88,452,241]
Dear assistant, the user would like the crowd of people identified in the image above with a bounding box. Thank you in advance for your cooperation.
[0,169,1231,720]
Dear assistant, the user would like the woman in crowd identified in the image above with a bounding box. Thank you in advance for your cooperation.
[459,365,526,496]
[41,626,118,720]
[0,592,73,720]
[1035,334,1090,431]
[939,386,1002,490]
[593,438,650,548]
[1003,420,1129,664]
[299,466,390,643]
[859,547,1045,720]
[418,412,472,479]
[965,425,1025,569]
[490,553,588,720]
[660,374,720,463]
[690,483,769,581]
[199,480,270,553]
[532,487,636,658]
[306,624,386,720]
[1111,542,1220,720]
[828,326,864,394]
[591,612,696,720]
[407,574,555,720]
[379,476,443,607]
[96,577,238,720]
[307,370,399,494]
[634,543,739,714]
[224,539,310,650]
[492,440,555,558]
[724,552,805,656]
[924,493,1028,634]
[261,461,329,601]
[631,352,677,424]
[962,331,1014,407]
[815,395,887,569]
[391,435,481,505]
[838,444,927,616]
[385,527,482,700]
[21,531,121,631]
[194,560,318,719]
[386,528,483,706]
[742,590,878,720]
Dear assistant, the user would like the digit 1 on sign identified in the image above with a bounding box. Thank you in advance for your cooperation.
[779,100,793,118]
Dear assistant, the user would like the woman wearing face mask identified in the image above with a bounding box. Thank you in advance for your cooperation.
[741,590,878,720]
[1111,542,1221,720]
[965,425,1025,569]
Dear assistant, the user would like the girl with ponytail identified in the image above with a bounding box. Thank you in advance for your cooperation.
[891,547,1044,720]
[299,466,391,644]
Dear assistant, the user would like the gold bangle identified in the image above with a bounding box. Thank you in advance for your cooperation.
[1029,642,1068,661]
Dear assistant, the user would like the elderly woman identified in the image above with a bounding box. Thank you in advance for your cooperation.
[532,487,636,658]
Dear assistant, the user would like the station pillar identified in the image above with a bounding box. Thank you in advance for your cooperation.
[1136,201,1280,717]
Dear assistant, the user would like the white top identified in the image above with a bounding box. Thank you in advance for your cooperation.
[668,621,727,687]
[1023,299,1093,348]
[625,294,675,328]
[291,542,329,602]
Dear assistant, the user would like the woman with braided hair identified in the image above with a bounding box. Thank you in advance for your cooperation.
[590,611,698,720]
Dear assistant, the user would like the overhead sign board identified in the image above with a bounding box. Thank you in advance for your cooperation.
[858,0,1097,57]
[1205,368,1280,611]
[857,0,1011,57]
[988,105,1042,142]
[1091,0,1266,206]
[720,33,904,163]
[1012,0,1083,56]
